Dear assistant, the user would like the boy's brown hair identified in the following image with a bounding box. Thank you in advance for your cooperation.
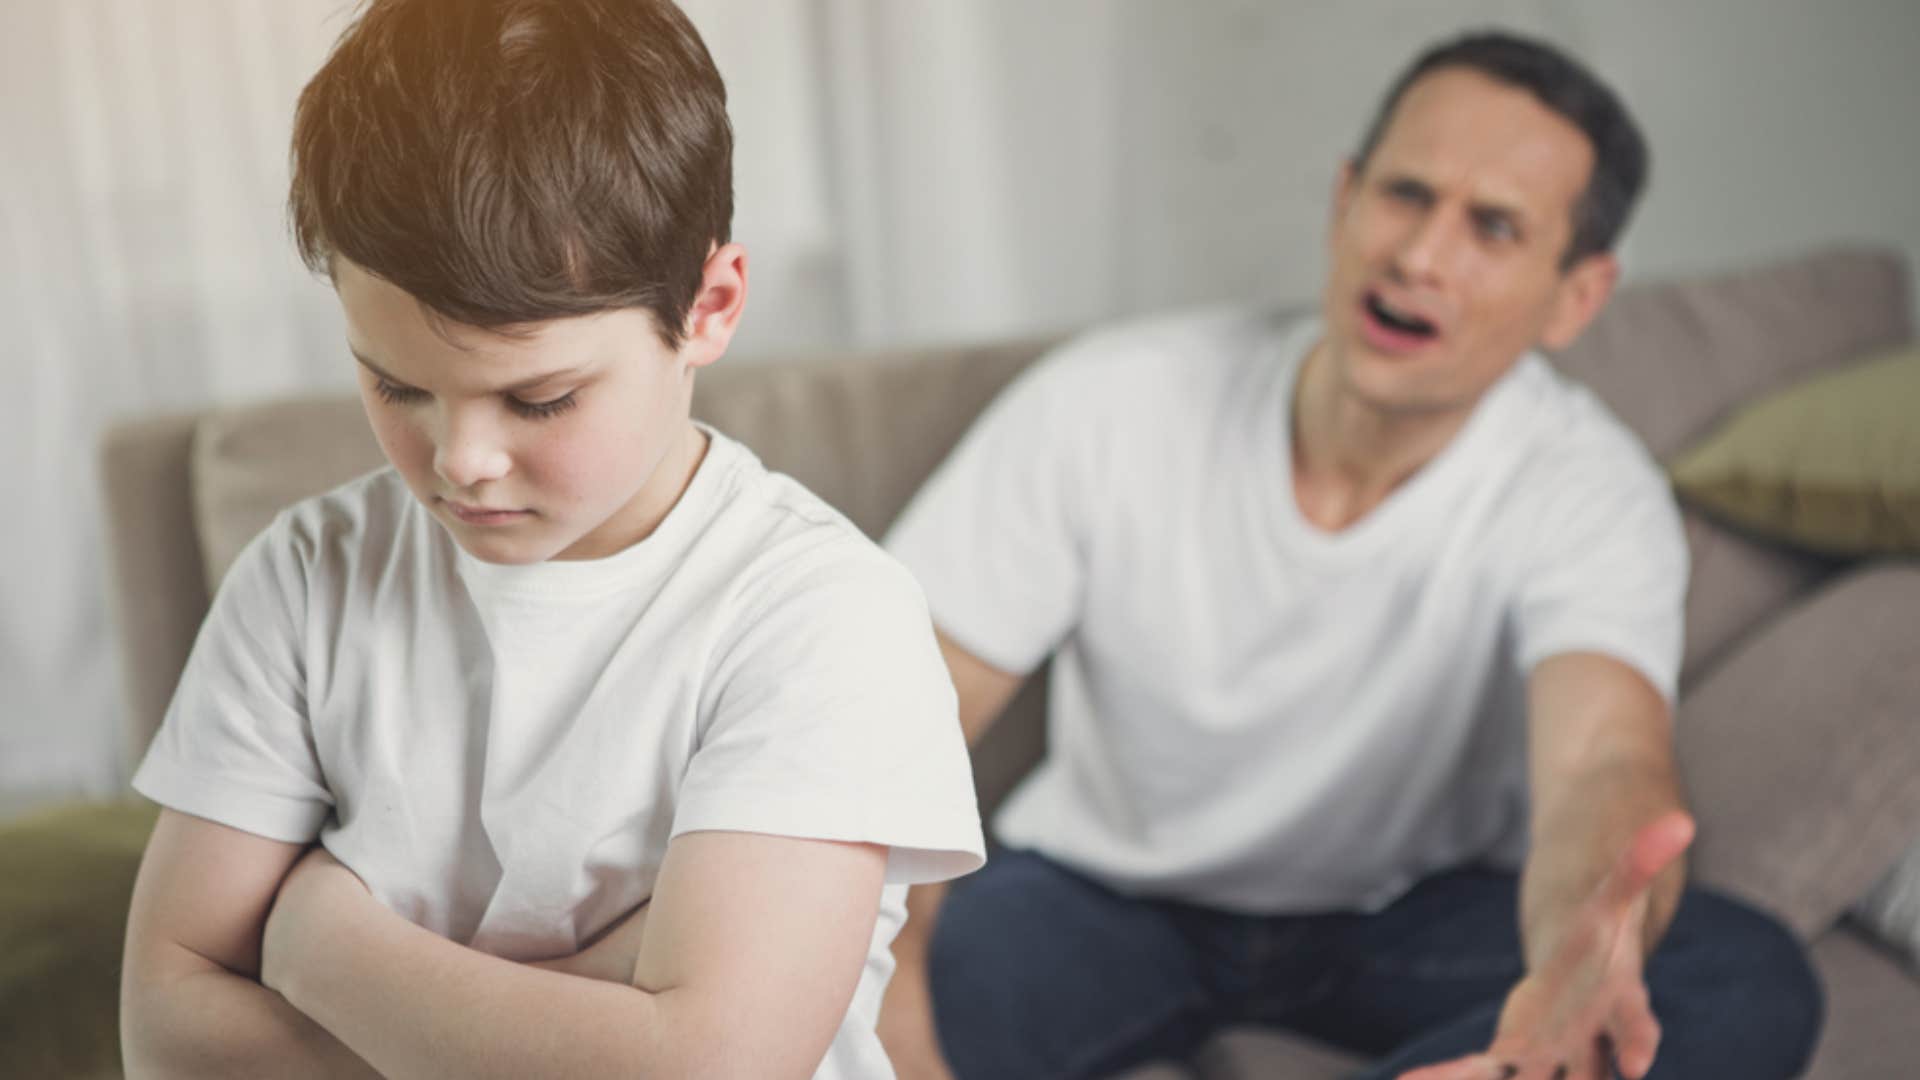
[290,0,732,348]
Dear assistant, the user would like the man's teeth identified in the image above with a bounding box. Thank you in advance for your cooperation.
[1369,295,1435,335]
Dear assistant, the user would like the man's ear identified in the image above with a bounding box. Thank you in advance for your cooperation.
[1540,251,1619,351]
[679,242,749,369]
[1331,159,1359,233]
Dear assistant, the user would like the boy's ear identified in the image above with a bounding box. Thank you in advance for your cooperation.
[679,242,748,368]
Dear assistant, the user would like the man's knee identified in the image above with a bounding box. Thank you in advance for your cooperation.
[1652,890,1824,1076]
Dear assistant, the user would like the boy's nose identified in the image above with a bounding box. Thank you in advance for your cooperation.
[433,414,512,489]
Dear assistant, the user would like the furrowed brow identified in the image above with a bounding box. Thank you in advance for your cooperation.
[1470,199,1527,230]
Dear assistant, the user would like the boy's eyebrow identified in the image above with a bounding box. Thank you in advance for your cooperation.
[349,347,590,393]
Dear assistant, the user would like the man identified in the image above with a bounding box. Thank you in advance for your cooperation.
[878,31,1822,1080]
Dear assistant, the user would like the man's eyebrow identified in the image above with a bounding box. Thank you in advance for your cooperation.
[1469,198,1529,228]
[348,347,589,394]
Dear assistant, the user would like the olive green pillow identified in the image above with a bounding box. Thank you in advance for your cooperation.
[1670,344,1920,556]
[0,800,159,1078]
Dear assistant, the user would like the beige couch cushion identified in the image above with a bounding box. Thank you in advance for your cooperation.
[1680,562,1920,938]
[1670,344,1920,557]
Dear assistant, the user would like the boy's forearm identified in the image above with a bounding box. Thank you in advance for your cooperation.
[277,898,684,1080]
[121,961,380,1080]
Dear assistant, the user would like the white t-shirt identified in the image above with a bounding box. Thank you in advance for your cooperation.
[135,426,985,1080]
[886,311,1686,914]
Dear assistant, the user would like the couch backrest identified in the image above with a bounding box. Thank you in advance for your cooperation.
[1551,247,1914,684]
[102,247,1914,819]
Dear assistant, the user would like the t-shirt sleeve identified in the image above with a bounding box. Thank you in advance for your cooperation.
[671,544,986,886]
[882,343,1099,675]
[1509,438,1691,703]
[131,514,333,842]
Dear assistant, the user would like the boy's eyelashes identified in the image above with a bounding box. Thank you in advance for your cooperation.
[508,391,579,420]
[371,377,580,421]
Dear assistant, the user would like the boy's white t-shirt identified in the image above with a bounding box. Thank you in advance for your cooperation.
[134,426,985,1080]
[885,310,1687,915]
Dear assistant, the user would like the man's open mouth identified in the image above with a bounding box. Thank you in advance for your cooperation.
[1365,292,1439,339]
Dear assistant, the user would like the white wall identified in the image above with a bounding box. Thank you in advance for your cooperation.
[3,1,1916,811]
[934,0,1920,336]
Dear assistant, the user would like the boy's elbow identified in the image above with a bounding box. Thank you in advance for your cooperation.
[635,986,837,1080]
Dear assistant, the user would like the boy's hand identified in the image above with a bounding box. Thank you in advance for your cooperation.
[261,844,370,997]
[532,900,653,985]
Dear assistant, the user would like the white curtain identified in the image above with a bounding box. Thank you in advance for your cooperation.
[1,2,348,802]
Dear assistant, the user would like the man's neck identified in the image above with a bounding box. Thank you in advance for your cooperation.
[1289,338,1476,533]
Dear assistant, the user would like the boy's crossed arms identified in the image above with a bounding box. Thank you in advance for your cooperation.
[123,811,884,1078]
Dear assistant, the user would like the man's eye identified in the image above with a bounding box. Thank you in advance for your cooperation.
[374,379,428,405]
[1475,213,1519,243]
[509,391,579,420]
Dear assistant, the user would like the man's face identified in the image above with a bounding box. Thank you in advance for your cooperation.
[1321,66,1617,417]
[334,259,703,565]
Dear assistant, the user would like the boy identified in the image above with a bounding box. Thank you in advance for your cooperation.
[118,2,984,1077]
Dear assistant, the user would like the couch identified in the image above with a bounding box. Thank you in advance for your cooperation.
[24,246,1913,1078]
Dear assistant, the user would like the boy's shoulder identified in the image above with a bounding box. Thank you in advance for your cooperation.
[267,465,428,569]
[697,428,928,620]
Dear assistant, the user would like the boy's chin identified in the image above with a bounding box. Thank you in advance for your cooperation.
[440,523,565,566]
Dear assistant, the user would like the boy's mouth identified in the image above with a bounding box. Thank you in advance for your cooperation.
[444,500,532,526]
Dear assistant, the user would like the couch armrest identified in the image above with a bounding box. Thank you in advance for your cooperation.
[99,411,210,776]
[1680,562,1920,938]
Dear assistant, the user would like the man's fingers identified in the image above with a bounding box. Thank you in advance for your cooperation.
[1601,810,1694,910]
[1397,1054,1512,1080]
[1607,992,1663,1078]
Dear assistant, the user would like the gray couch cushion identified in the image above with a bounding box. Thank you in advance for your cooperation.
[1676,507,1837,691]
[1680,562,1920,938]
[1804,927,1920,1080]
[1851,837,1920,972]
[692,337,1055,540]
[191,395,383,589]
[1551,247,1912,460]
[188,339,1057,593]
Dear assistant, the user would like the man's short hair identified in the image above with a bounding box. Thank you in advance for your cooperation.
[290,0,732,347]
[1352,30,1648,268]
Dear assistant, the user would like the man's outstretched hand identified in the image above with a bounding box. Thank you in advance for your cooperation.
[1399,811,1695,1080]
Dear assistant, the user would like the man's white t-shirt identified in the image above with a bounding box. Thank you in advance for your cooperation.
[135,426,986,1080]
[885,310,1686,914]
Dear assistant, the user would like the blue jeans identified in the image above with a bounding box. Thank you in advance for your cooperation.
[929,850,1822,1079]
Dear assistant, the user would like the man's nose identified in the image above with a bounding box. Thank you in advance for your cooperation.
[432,406,512,490]
[1392,208,1461,285]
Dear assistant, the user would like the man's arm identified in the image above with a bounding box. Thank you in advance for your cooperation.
[1403,651,1695,1080]
[879,628,1027,1080]
[120,809,381,1080]
[262,829,887,1080]
[1521,652,1690,972]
